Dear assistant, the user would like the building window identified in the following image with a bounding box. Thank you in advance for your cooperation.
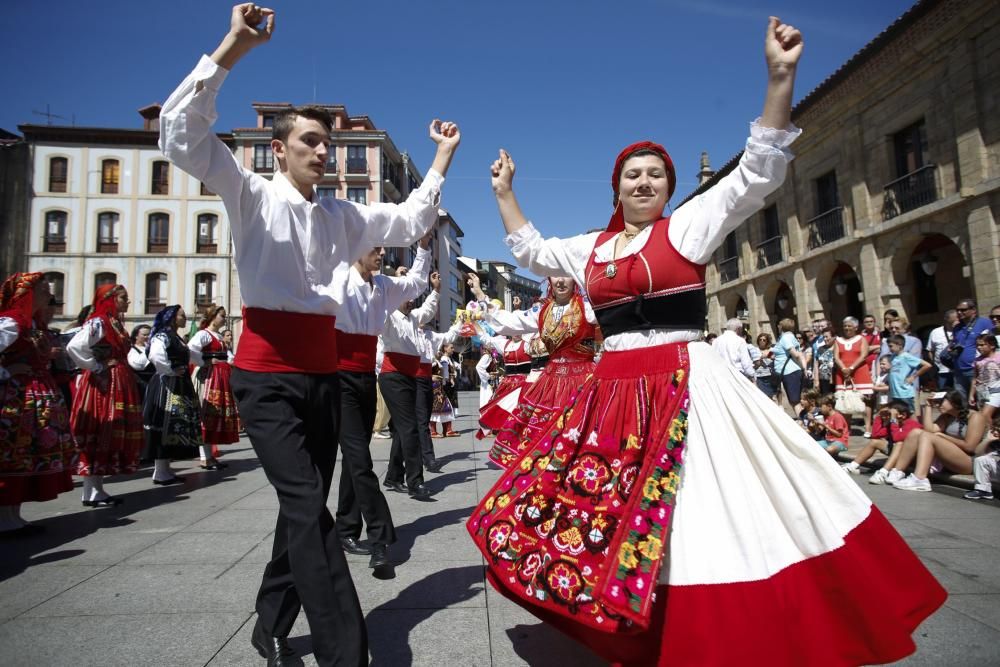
[450,273,460,292]
[147,213,170,253]
[94,272,117,293]
[145,272,167,315]
[326,152,338,173]
[884,120,936,220]
[197,214,218,254]
[254,144,273,172]
[101,159,120,194]
[719,231,739,283]
[151,160,170,195]
[44,211,68,252]
[200,182,214,196]
[346,145,367,174]
[317,187,337,201]
[195,272,216,307]
[49,157,68,193]
[756,204,782,269]
[347,188,366,204]
[262,114,275,128]
[96,212,119,253]
[807,171,844,249]
[44,272,65,315]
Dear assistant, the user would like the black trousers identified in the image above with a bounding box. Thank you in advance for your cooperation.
[335,370,396,546]
[231,368,367,667]
[444,380,459,416]
[415,376,436,466]
[379,372,423,488]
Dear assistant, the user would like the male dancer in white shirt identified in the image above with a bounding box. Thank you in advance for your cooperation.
[159,5,460,666]
[335,233,432,574]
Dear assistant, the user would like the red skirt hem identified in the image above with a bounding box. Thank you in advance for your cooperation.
[0,470,74,505]
[479,375,528,430]
[488,507,946,666]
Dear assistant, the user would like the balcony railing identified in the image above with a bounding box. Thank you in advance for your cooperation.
[756,236,783,269]
[806,207,845,249]
[326,159,338,174]
[44,235,66,253]
[97,240,119,253]
[718,256,739,284]
[197,242,218,255]
[882,164,937,221]
[346,158,368,174]
[145,300,165,315]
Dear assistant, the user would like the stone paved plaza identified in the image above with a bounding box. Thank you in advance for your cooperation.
[2,391,1000,666]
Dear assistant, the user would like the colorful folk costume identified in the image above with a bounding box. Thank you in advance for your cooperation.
[0,273,75,524]
[468,128,946,666]
[484,290,597,469]
[477,336,532,434]
[189,323,240,450]
[142,305,203,469]
[429,359,455,433]
[67,285,143,479]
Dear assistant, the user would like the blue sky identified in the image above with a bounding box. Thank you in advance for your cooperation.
[4,0,918,270]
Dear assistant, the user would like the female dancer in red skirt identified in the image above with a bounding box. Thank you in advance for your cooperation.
[189,306,238,468]
[477,331,532,437]
[0,273,75,533]
[468,273,597,469]
[67,284,143,506]
[468,18,945,666]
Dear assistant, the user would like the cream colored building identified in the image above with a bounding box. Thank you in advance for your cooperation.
[21,114,237,332]
[701,0,1000,340]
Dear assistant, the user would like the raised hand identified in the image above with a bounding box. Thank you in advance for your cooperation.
[430,271,442,291]
[230,4,275,46]
[512,295,522,309]
[419,229,433,250]
[491,149,515,196]
[395,266,409,277]
[429,120,461,151]
[765,16,803,71]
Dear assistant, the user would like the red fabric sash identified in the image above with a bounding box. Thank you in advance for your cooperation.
[336,331,378,373]
[235,307,337,374]
[417,362,433,378]
[382,351,421,377]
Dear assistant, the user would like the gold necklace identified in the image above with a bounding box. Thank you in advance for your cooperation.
[605,229,640,279]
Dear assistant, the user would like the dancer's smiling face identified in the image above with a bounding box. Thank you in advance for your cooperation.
[550,277,574,305]
[618,154,669,225]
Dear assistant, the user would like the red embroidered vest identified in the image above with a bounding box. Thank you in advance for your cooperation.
[537,294,596,362]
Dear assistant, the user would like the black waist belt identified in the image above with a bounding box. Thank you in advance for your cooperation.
[594,289,707,338]
[505,362,532,375]
[531,355,550,370]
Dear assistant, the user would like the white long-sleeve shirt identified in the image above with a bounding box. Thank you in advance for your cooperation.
[712,330,755,380]
[0,317,20,382]
[483,300,596,337]
[67,319,111,372]
[187,329,223,368]
[419,326,462,364]
[159,56,444,316]
[505,120,799,352]
[380,291,439,356]
[127,346,151,372]
[336,247,431,336]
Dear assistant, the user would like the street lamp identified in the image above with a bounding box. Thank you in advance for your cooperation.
[920,253,938,276]
[834,277,847,296]
[777,296,789,309]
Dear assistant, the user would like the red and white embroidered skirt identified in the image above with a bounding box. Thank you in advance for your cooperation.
[488,357,595,468]
[479,373,528,431]
[71,364,143,476]
[468,341,945,666]
[201,362,240,445]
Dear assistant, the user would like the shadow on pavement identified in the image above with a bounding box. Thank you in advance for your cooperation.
[391,506,474,565]
[0,457,262,582]
[504,623,610,666]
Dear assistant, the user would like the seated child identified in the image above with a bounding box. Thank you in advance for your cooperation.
[964,415,1000,501]
[815,394,849,456]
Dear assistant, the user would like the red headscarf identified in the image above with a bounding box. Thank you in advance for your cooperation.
[0,272,45,329]
[88,284,124,323]
[606,141,676,233]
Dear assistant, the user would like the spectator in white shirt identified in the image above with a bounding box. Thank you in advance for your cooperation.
[712,318,755,380]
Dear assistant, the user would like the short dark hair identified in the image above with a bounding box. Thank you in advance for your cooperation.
[272,106,333,143]
[884,309,899,318]
[818,394,837,408]
[888,399,912,416]
[887,334,906,347]
[978,333,998,349]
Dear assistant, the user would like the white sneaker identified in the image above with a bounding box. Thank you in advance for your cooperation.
[886,469,906,485]
[841,462,861,474]
[868,468,889,485]
[893,474,932,492]
[372,430,391,439]
[863,431,872,438]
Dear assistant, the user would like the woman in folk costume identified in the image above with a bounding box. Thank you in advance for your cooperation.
[188,306,238,467]
[467,18,945,666]
[469,273,598,469]
[68,284,143,506]
[142,305,205,485]
[477,318,533,437]
[0,273,75,534]
[429,350,456,437]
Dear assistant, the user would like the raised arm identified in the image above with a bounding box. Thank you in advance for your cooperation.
[668,17,803,265]
[159,4,273,204]
[382,232,433,308]
[410,275,440,326]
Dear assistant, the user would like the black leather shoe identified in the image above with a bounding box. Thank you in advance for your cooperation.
[152,476,184,486]
[82,496,125,507]
[251,619,293,666]
[424,460,443,473]
[369,543,390,568]
[200,461,229,470]
[383,479,407,493]
[408,483,433,499]
[340,536,372,555]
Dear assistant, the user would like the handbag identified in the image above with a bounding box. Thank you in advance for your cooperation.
[835,379,865,414]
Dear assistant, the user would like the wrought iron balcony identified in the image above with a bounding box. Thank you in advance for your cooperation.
[882,164,937,221]
[756,236,783,269]
[806,207,845,249]
[44,235,66,253]
[718,256,739,284]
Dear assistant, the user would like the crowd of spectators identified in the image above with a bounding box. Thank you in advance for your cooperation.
[711,298,1000,499]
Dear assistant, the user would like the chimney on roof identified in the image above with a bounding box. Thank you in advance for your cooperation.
[138,104,162,132]
[697,151,714,185]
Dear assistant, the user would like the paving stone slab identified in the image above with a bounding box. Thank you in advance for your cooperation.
[913,547,1000,595]
[0,564,107,621]
[897,604,1000,665]
[183,508,279,534]
[124,530,270,565]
